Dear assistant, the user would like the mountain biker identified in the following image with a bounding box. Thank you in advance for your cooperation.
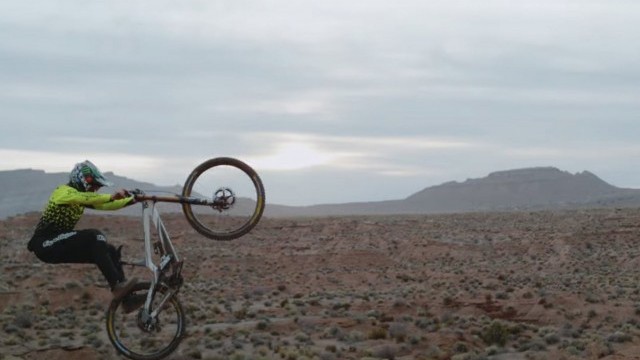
[27,160,139,305]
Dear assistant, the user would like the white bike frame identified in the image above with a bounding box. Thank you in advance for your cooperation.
[143,201,180,279]
[124,198,183,316]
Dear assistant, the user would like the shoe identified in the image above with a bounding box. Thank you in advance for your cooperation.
[111,277,138,301]
[121,293,147,314]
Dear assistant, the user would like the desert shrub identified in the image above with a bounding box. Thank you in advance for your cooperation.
[249,333,270,347]
[80,291,92,302]
[64,281,81,289]
[423,345,445,358]
[585,293,601,304]
[607,331,632,343]
[13,311,33,329]
[343,330,363,344]
[323,325,344,339]
[481,321,509,346]
[256,320,269,330]
[544,333,560,345]
[233,308,248,320]
[319,352,337,360]
[4,335,19,346]
[366,309,381,319]
[388,322,408,342]
[294,331,311,344]
[517,339,546,351]
[452,341,469,353]
[331,302,350,310]
[443,296,455,306]
[559,339,587,353]
[307,298,321,306]
[597,342,615,357]
[485,345,501,356]
[372,344,398,359]
[85,334,103,348]
[409,335,421,345]
[393,298,408,308]
[324,345,337,353]
[3,323,19,334]
[368,327,387,340]
[415,317,437,331]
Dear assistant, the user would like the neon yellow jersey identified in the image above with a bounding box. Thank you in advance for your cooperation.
[32,184,133,236]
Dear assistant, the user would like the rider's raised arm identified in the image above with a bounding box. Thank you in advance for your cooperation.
[52,185,113,205]
[91,196,135,211]
[52,185,134,210]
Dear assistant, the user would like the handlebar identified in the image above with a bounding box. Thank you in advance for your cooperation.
[126,189,213,206]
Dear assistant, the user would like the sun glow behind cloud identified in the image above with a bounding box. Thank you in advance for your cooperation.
[246,142,338,171]
[242,132,479,174]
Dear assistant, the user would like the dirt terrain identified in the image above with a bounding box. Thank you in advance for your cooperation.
[2,208,640,359]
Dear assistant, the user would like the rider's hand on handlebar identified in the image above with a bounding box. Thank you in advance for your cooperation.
[111,188,130,201]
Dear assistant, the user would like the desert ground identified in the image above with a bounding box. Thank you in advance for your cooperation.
[2,208,640,360]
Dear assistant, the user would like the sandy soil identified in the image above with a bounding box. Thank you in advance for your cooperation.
[2,208,640,359]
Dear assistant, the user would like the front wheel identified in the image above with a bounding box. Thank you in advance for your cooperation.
[182,157,265,240]
[106,282,185,360]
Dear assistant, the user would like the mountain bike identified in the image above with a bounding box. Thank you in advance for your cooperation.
[105,157,265,360]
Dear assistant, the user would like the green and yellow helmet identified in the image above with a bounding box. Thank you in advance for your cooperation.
[69,160,113,191]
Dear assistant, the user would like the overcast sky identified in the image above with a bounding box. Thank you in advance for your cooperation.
[1,0,639,205]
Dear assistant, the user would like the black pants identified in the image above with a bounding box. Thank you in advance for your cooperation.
[30,229,125,289]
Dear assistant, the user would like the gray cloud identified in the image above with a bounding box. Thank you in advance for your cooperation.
[1,0,639,203]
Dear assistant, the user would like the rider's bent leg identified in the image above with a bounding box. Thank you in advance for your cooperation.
[31,229,125,288]
[107,243,126,281]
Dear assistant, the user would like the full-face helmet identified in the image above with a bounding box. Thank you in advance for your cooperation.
[69,160,113,191]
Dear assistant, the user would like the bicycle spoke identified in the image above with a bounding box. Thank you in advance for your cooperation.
[182,158,265,240]
[107,283,185,360]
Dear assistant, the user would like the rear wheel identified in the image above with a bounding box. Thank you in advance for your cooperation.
[182,157,265,240]
[106,282,185,360]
